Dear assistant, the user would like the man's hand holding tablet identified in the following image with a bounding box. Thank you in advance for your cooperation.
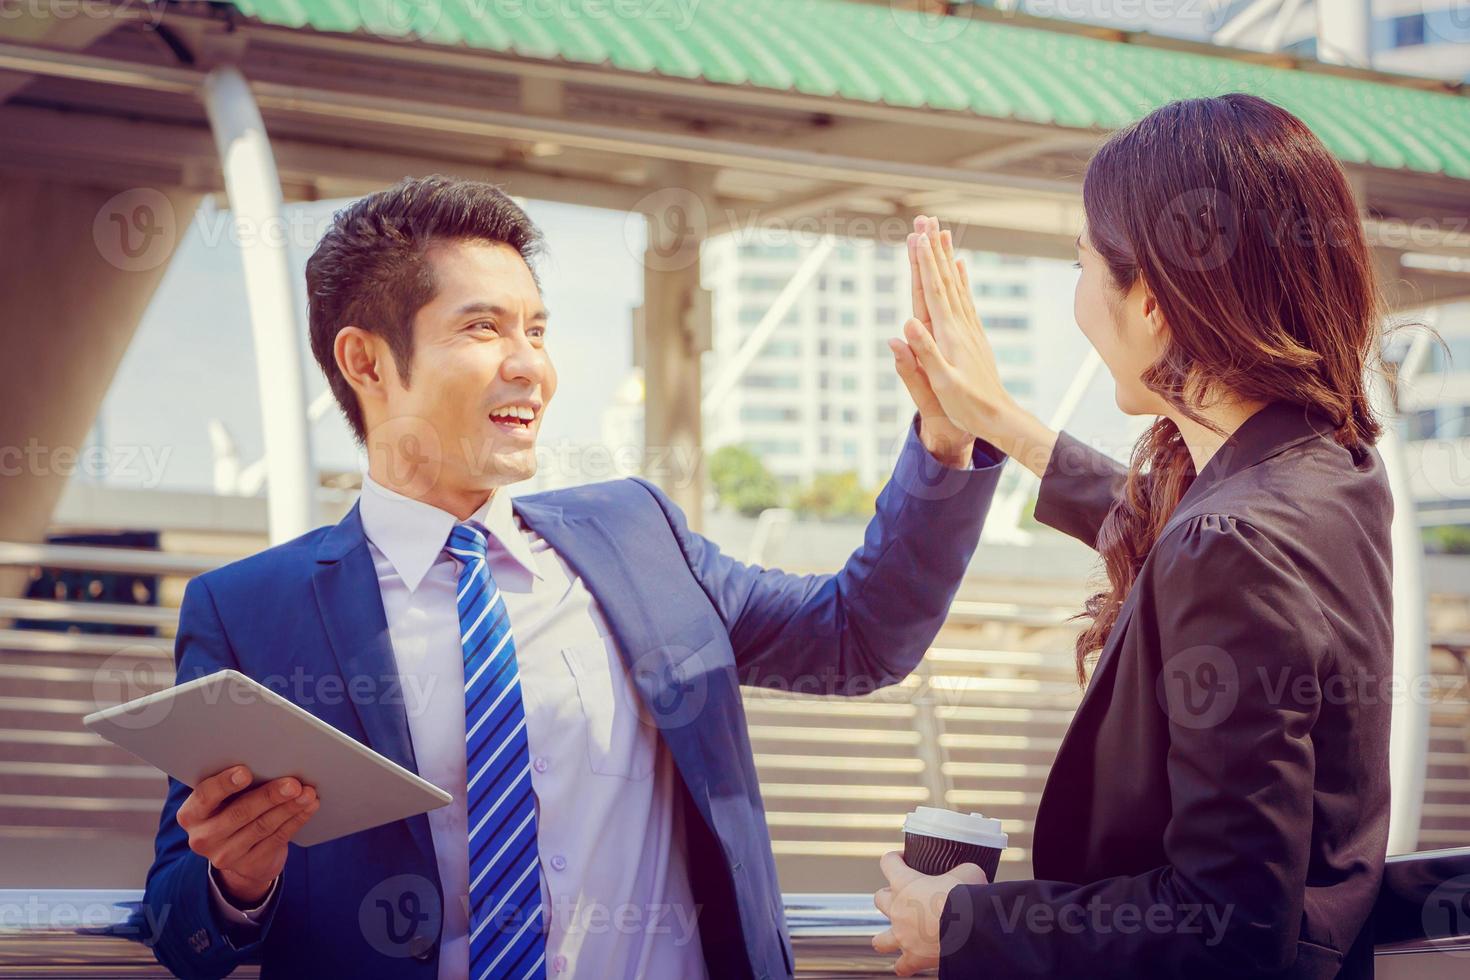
[176,764,319,906]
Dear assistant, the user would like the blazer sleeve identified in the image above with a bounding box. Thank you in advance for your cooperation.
[636,417,1004,694]
[1033,430,1127,549]
[140,575,279,979]
[939,515,1327,978]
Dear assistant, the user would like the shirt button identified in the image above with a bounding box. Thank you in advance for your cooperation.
[552,954,569,973]
[533,757,549,773]
[550,855,567,872]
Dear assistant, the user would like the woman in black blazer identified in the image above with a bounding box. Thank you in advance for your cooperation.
[873,94,1393,979]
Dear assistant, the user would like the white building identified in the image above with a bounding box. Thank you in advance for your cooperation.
[1211,0,1470,82]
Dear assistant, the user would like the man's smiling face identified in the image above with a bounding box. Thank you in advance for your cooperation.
[379,238,556,496]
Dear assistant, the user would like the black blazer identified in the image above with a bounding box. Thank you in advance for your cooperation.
[941,400,1394,979]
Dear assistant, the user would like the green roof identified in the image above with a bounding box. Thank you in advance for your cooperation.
[223,0,1470,179]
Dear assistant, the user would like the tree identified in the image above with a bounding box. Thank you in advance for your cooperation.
[709,445,783,517]
[792,471,876,521]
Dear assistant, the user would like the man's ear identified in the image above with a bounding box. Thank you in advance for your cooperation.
[335,326,387,400]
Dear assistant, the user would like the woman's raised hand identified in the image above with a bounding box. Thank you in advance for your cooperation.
[899,216,1015,442]
[888,217,975,467]
[895,215,1060,477]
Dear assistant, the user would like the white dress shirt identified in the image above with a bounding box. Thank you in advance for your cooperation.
[212,474,708,979]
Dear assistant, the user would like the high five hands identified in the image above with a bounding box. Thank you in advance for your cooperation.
[890,216,1015,446]
[892,215,1060,478]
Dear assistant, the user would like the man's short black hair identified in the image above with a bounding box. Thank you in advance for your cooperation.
[306,175,542,443]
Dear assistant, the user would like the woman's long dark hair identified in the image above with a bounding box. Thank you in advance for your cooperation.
[1073,93,1384,683]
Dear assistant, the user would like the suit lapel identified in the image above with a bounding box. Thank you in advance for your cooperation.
[514,497,714,823]
[312,501,437,870]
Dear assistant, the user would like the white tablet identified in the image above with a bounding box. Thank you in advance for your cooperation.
[83,668,452,846]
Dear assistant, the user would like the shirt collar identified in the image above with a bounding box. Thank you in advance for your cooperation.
[358,474,541,592]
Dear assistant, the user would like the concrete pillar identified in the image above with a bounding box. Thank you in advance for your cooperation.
[0,177,202,598]
[639,171,712,530]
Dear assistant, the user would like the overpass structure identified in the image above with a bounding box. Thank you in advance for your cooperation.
[2,0,1470,871]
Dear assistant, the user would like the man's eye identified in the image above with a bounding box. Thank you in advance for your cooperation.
[470,321,497,332]
[529,327,546,340]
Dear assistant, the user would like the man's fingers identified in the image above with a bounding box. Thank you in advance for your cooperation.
[879,849,920,890]
[871,928,901,955]
[191,777,303,850]
[901,319,954,388]
[955,257,981,325]
[228,796,321,881]
[178,765,251,829]
[936,224,971,323]
[926,217,956,302]
[874,885,894,917]
[909,217,930,327]
[913,234,955,325]
[894,952,929,977]
[213,788,318,868]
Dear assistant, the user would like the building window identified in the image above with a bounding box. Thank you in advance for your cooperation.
[840,310,858,327]
[1408,409,1438,441]
[840,342,857,358]
[740,405,800,422]
[877,405,898,424]
[839,279,857,295]
[995,346,1033,366]
[988,316,1029,331]
[876,276,897,294]
[1393,13,1426,47]
[842,408,858,424]
[743,373,800,390]
[750,440,802,456]
[839,375,858,392]
[876,306,897,324]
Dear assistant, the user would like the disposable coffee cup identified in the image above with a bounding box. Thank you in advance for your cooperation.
[902,806,1007,880]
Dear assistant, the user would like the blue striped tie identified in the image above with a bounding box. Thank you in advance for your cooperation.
[445,522,546,980]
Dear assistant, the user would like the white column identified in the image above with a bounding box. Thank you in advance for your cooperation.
[1317,0,1374,67]
[1375,380,1430,855]
[201,66,315,544]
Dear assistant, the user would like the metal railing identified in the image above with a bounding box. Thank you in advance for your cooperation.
[2,862,1470,979]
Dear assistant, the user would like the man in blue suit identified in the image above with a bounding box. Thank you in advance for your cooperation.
[142,176,1003,979]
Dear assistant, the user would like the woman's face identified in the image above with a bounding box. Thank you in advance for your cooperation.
[1073,228,1171,417]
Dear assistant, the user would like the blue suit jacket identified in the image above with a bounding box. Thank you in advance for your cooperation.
[140,425,1002,979]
